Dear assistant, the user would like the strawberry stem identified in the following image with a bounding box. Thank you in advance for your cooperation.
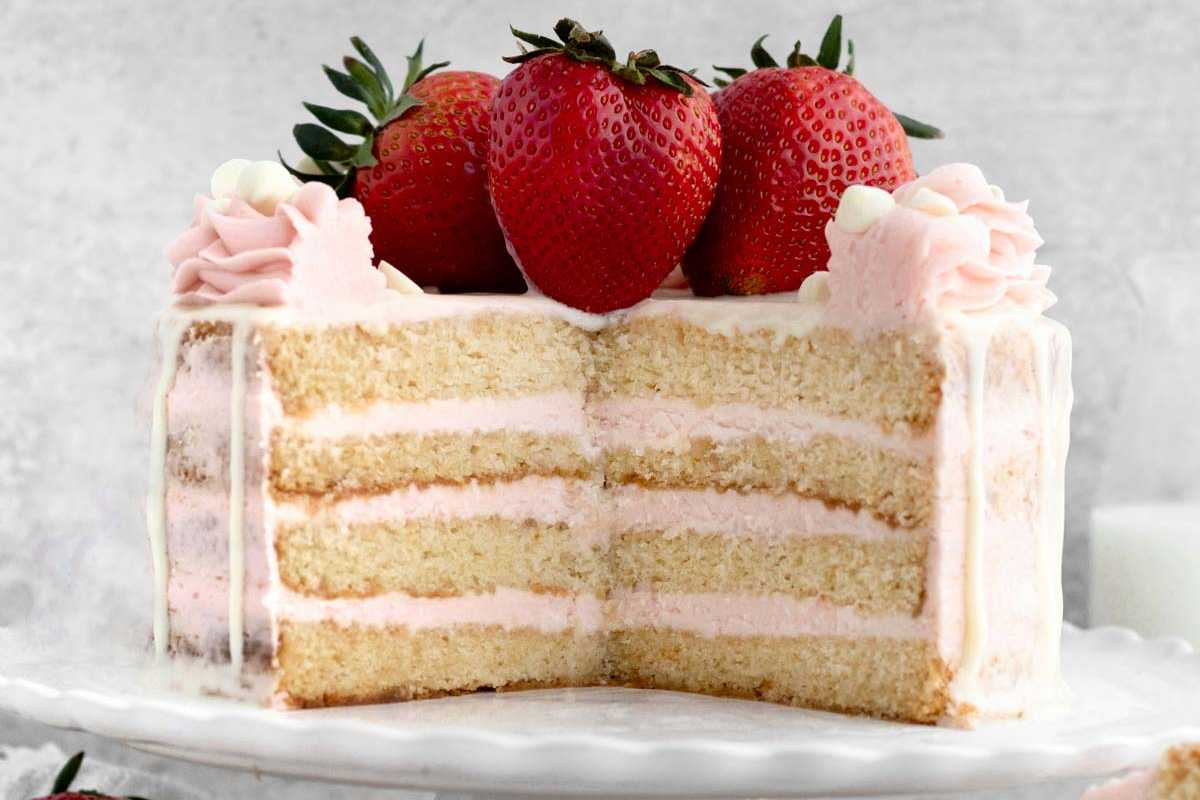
[285,37,448,198]
[504,18,703,96]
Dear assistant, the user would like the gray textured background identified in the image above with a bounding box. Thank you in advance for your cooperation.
[2,0,1198,797]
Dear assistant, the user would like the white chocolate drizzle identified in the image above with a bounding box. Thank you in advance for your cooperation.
[955,322,992,697]
[1032,319,1073,685]
[148,305,265,676]
[146,318,187,659]
[226,318,252,672]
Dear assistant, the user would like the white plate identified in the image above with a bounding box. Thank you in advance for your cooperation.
[2,625,1199,798]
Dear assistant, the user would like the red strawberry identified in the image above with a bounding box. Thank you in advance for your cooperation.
[488,19,722,313]
[284,38,523,293]
[683,16,942,296]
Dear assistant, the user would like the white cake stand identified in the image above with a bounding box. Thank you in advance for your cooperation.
[2,625,1198,798]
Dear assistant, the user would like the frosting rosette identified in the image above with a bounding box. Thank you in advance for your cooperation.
[166,181,388,309]
[823,163,1054,328]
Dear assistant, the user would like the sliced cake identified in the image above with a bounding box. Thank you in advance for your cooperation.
[149,158,1071,724]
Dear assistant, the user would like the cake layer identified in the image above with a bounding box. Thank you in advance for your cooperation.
[259,313,593,415]
[284,391,589,441]
[594,314,944,432]
[277,623,606,708]
[605,435,933,529]
[611,531,926,614]
[270,430,596,494]
[607,629,948,723]
[1156,745,1200,799]
[276,516,605,598]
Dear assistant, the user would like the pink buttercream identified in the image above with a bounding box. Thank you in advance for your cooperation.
[612,591,931,639]
[272,587,605,634]
[609,486,919,541]
[591,396,933,457]
[166,183,388,308]
[825,163,1054,328]
[289,391,591,444]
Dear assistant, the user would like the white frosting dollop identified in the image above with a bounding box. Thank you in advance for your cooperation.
[833,185,896,234]
[903,187,958,217]
[797,270,831,303]
[380,260,424,295]
[208,158,301,216]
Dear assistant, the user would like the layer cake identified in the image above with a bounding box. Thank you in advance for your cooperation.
[148,162,1071,725]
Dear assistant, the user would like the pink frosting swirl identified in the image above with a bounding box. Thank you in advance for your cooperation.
[166,182,388,308]
[824,163,1054,328]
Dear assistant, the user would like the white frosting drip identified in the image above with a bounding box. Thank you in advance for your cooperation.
[952,321,992,700]
[149,305,270,671]
[942,311,1073,719]
[226,319,252,672]
[1032,319,1073,689]
[146,318,187,659]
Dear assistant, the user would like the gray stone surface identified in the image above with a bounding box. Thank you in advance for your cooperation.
[2,0,1198,796]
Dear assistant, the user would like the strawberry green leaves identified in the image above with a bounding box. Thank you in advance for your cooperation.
[285,37,448,197]
[709,15,944,140]
[815,14,843,70]
[44,751,153,800]
[893,113,945,140]
[50,751,84,795]
[302,103,373,136]
[504,18,703,96]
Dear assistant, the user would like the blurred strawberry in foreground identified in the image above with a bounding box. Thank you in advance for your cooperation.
[30,751,147,800]
[683,16,942,296]
[488,19,722,313]
[284,38,523,293]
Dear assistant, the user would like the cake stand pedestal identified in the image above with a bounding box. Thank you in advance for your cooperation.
[2,625,1198,798]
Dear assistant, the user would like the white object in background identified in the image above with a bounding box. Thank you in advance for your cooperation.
[2,626,1200,797]
[1090,504,1200,647]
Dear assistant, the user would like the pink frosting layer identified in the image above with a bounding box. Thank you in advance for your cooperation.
[592,397,933,456]
[269,587,926,640]
[610,485,916,540]
[289,391,590,443]
[268,480,913,546]
[166,183,389,309]
[272,587,605,634]
[613,591,930,639]
[272,476,604,540]
[1081,770,1154,800]
[825,163,1054,329]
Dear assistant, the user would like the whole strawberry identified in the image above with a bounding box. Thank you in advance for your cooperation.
[489,19,722,313]
[683,16,942,296]
[284,38,523,293]
[30,751,148,800]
